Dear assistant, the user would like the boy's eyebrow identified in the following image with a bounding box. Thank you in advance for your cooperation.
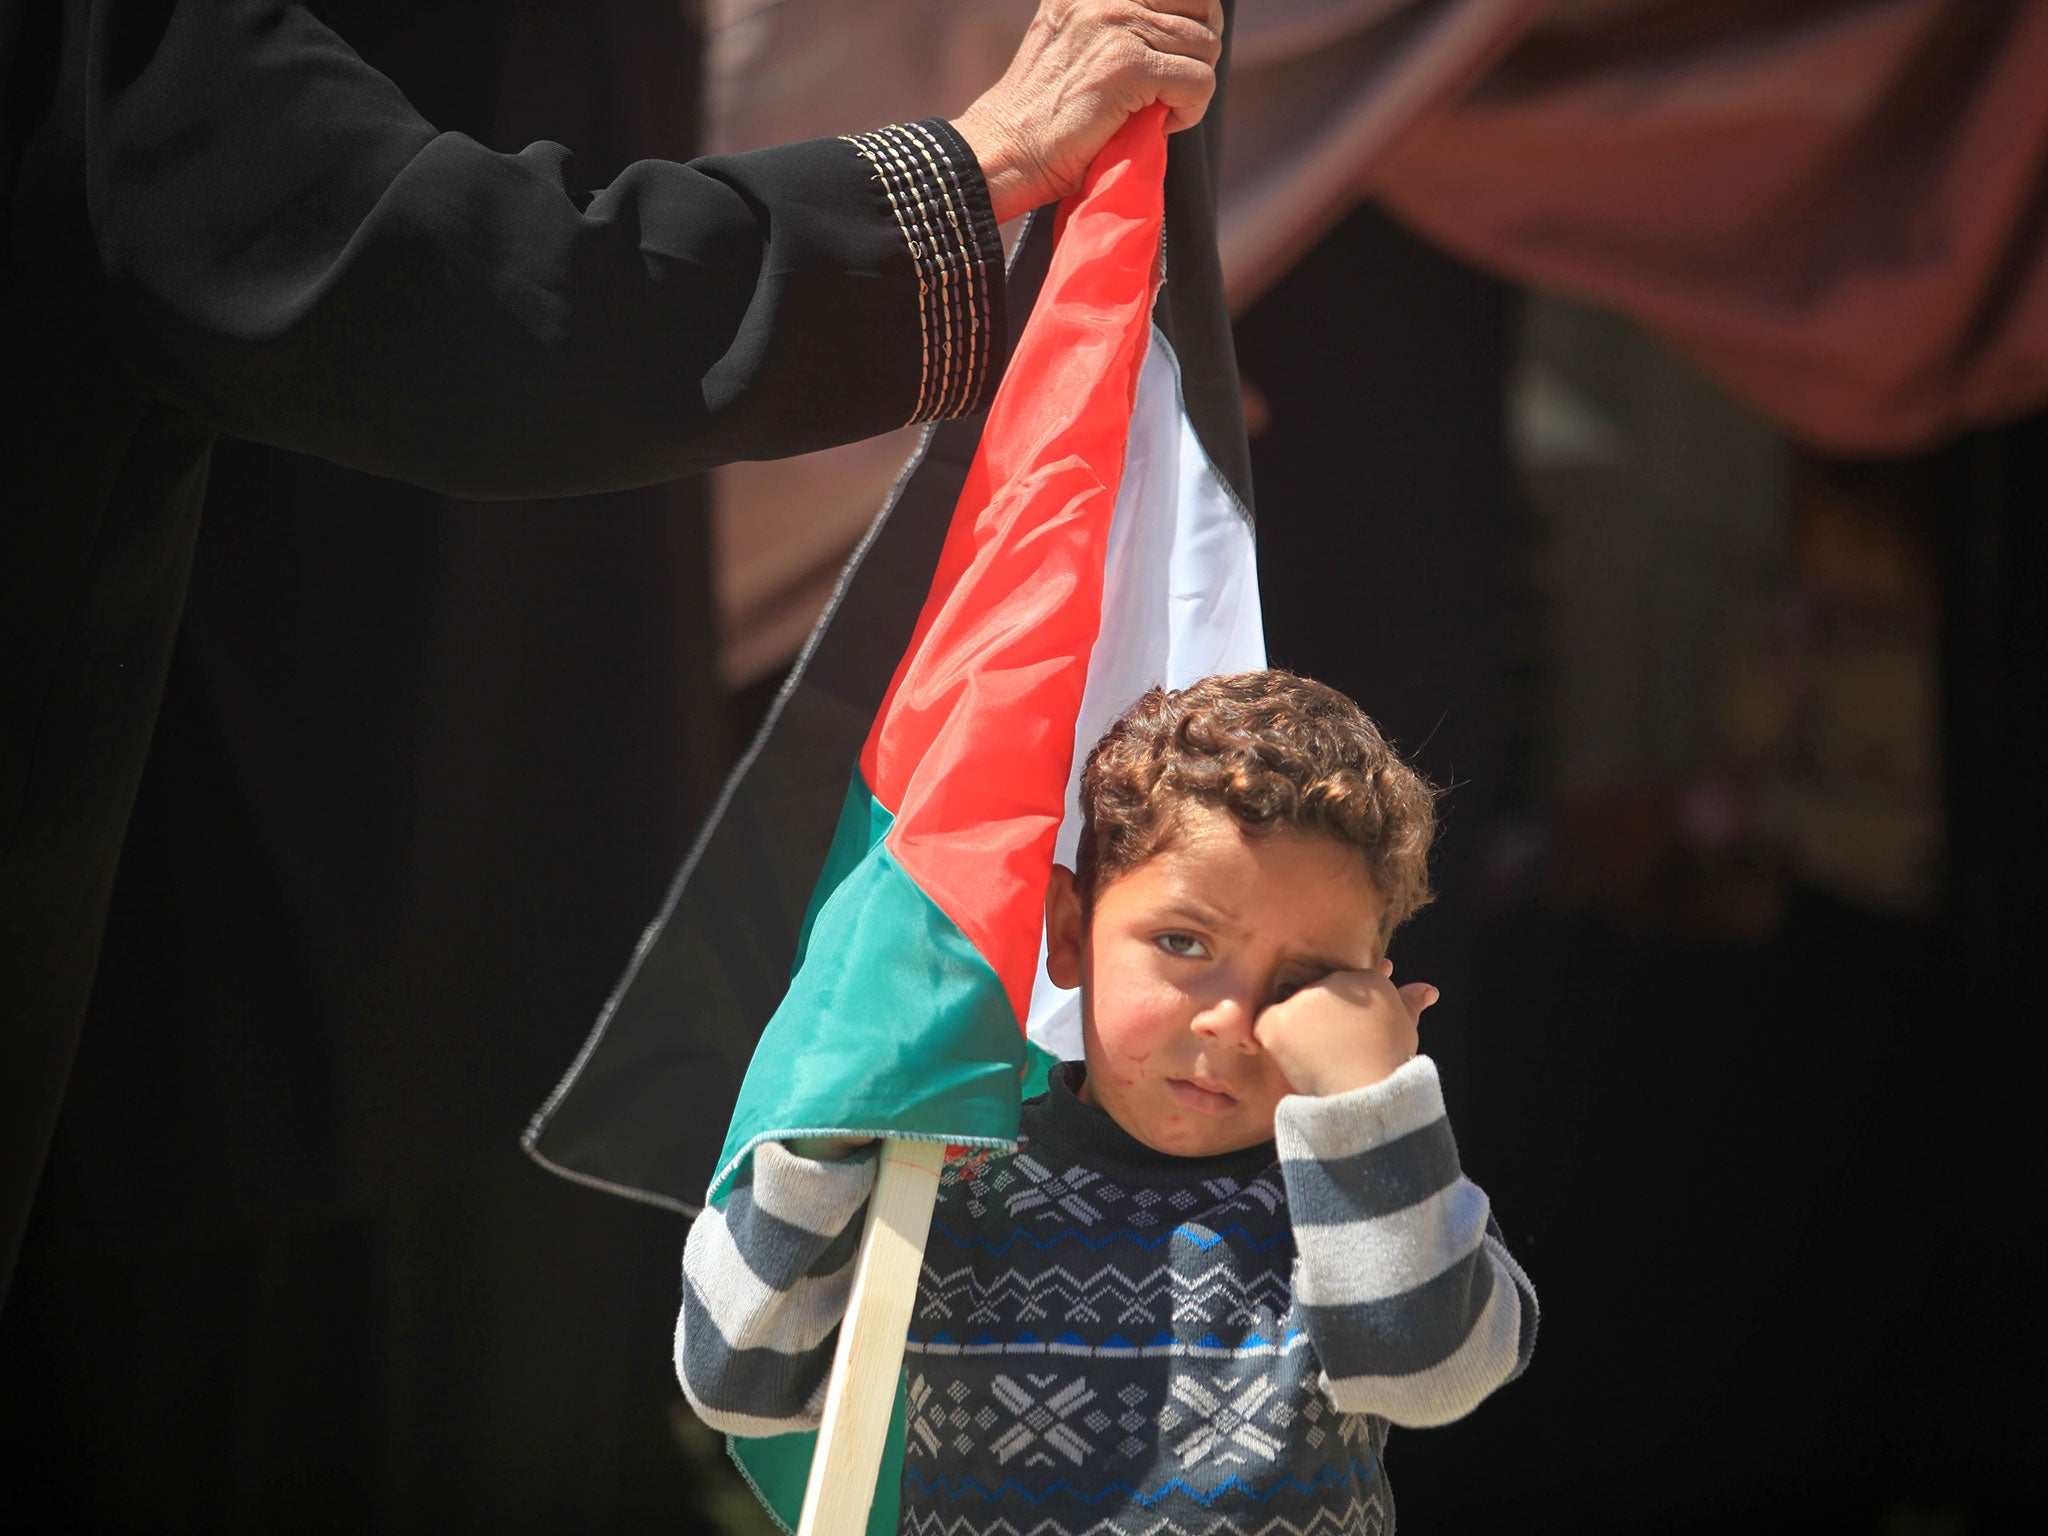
[1162,899,1240,931]
[1165,901,1375,972]
[1293,947,1374,976]
[1159,898,1379,970]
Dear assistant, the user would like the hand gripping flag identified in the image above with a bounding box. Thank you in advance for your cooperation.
[527,72,1260,1536]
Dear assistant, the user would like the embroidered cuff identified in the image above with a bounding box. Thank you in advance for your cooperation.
[841,118,1006,425]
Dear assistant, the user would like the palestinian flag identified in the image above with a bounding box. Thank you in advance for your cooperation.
[526,80,1260,1210]
[526,89,1260,1536]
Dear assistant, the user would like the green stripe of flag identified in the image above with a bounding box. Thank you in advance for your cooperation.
[729,1387,909,1536]
[710,772,1027,1204]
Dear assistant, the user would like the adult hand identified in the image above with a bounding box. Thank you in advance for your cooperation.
[953,0,1225,223]
[1252,959,1439,1098]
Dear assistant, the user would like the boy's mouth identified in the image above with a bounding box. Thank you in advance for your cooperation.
[1166,1077,1238,1115]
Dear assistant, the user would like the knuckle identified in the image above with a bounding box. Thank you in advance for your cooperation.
[1098,25,1142,64]
[1140,13,1211,54]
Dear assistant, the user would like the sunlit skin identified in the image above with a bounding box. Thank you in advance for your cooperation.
[1044,806,1440,1157]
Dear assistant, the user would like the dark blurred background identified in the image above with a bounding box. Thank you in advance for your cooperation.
[2,2,2040,1533]
[2,3,724,1530]
[1240,206,2041,1536]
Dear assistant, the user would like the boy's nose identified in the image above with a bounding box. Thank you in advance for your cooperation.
[1190,994,1260,1053]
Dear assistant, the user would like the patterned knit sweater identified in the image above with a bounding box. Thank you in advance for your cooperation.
[678,1057,1537,1536]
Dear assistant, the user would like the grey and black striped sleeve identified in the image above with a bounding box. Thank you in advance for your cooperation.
[676,1141,879,1437]
[1276,1056,1539,1428]
[838,120,1007,426]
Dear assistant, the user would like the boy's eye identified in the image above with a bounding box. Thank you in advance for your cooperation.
[1271,972,1324,1005]
[1155,932,1209,959]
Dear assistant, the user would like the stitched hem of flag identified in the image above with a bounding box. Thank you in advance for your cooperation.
[724,1382,909,1536]
[724,1434,799,1536]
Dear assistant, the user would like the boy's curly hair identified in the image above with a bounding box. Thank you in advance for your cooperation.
[1075,670,1438,944]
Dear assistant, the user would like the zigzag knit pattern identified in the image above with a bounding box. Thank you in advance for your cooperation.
[898,1487,1390,1536]
[896,1067,1394,1536]
[678,1056,1537,1535]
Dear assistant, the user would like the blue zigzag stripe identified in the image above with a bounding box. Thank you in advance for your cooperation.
[901,1456,1380,1509]
[929,1220,1295,1257]
[906,1326,1309,1354]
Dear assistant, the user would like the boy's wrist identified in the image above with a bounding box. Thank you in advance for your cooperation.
[1273,1054,1446,1162]
[1281,1044,1411,1098]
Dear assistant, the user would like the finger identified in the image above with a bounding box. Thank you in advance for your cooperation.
[1150,52,1216,133]
[1125,8,1223,64]
[1135,0,1225,32]
[1376,957,1395,978]
[1398,981,1440,1022]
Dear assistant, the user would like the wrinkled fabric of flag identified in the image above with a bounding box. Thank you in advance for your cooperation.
[708,106,1262,1209]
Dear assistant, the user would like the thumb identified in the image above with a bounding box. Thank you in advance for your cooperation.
[1398,981,1440,1022]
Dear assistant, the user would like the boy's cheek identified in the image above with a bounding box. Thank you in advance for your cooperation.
[1090,1007,1168,1070]
[1086,983,1185,1072]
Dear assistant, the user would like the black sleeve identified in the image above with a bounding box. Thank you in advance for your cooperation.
[88,1,1005,498]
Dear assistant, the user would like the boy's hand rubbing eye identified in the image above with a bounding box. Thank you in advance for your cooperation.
[1253,965,1438,1097]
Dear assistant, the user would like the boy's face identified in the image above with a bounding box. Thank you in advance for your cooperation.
[1045,806,1385,1157]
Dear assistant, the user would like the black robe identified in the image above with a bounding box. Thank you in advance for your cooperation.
[0,0,1004,1296]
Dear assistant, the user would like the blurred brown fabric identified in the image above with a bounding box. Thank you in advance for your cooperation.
[705,0,2048,682]
[1378,0,2048,453]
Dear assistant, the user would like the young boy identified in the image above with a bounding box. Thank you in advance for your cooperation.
[678,670,1537,1535]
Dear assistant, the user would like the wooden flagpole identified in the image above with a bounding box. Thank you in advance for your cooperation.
[796,1136,946,1536]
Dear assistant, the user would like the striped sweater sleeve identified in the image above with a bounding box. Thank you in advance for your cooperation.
[676,1140,879,1436]
[1274,1055,1539,1428]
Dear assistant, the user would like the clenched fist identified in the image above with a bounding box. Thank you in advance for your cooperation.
[1253,960,1440,1098]
[953,0,1225,223]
